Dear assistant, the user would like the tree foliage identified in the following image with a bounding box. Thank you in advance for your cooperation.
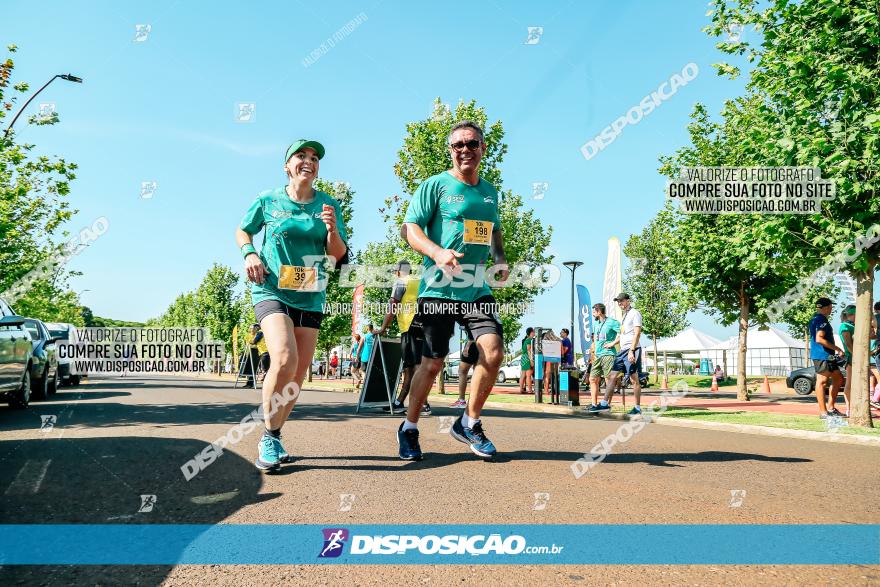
[659,98,802,399]
[1,45,82,324]
[150,263,240,352]
[313,178,356,357]
[623,205,691,379]
[706,0,878,423]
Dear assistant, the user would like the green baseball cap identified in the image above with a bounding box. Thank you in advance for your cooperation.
[845,304,856,315]
[285,139,325,162]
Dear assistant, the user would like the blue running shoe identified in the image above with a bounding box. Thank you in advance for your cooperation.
[255,434,281,472]
[587,403,611,414]
[397,423,423,461]
[626,406,642,416]
[450,415,497,458]
[274,436,293,463]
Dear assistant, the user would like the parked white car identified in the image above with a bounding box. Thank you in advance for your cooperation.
[496,357,522,384]
[44,322,82,386]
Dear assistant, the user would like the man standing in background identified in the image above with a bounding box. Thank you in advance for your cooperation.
[809,297,845,420]
[453,336,479,408]
[378,260,431,415]
[586,303,619,410]
[560,328,573,368]
[588,293,643,415]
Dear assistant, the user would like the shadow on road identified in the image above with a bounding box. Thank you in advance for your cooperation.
[0,436,273,584]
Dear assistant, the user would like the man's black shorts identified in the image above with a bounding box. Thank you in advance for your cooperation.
[461,339,479,364]
[401,328,424,368]
[254,299,323,329]
[415,296,503,359]
[813,358,840,374]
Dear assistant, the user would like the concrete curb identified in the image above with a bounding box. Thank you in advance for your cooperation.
[425,395,880,448]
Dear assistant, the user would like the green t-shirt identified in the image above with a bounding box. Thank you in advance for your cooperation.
[521,337,532,369]
[240,187,348,313]
[403,171,501,302]
[593,318,620,357]
[839,321,855,359]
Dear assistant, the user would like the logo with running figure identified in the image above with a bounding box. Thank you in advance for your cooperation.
[318,528,349,558]
[524,26,543,45]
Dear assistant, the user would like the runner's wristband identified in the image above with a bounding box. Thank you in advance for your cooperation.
[241,244,257,259]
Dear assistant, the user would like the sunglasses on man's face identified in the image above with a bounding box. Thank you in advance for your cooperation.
[449,140,482,152]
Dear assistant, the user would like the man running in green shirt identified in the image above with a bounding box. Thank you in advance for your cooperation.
[396,120,509,461]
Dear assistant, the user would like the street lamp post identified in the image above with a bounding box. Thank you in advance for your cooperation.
[4,73,83,137]
[562,261,583,363]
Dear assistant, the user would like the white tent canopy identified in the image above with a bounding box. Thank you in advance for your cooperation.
[653,328,722,354]
[700,326,806,376]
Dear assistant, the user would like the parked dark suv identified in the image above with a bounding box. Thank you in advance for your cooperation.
[22,318,60,400]
[0,298,35,407]
[786,362,847,396]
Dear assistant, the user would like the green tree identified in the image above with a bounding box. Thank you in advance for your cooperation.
[660,99,802,400]
[312,178,356,362]
[707,0,879,425]
[233,288,256,362]
[1,45,81,323]
[12,278,83,325]
[623,205,691,382]
[82,308,144,328]
[152,264,241,352]
[193,263,240,353]
[362,98,553,349]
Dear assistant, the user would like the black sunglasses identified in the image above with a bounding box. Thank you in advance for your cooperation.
[449,139,481,152]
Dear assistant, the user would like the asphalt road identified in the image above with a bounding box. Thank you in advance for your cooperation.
[1,376,878,586]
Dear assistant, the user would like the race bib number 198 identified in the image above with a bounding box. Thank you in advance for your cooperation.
[463,219,493,246]
[278,265,317,291]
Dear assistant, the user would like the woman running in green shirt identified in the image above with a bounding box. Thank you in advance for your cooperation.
[235,139,348,472]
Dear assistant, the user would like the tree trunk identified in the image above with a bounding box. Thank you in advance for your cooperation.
[653,335,659,383]
[737,281,749,401]
[438,367,445,394]
[848,266,875,428]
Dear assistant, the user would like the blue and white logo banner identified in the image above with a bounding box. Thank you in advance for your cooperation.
[1,524,877,565]
[576,285,592,363]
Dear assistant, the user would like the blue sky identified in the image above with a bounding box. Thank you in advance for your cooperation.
[4,0,867,346]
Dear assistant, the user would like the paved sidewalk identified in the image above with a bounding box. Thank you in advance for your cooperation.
[298,375,880,418]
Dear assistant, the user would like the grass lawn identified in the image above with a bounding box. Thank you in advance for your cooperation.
[657,406,880,437]
[431,391,538,404]
[661,374,784,389]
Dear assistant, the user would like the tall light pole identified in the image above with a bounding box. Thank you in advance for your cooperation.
[4,73,83,137]
[562,261,583,363]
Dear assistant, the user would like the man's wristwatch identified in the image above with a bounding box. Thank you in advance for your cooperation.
[241,244,257,259]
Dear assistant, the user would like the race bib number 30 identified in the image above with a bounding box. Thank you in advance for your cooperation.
[278,265,318,291]
[463,219,493,246]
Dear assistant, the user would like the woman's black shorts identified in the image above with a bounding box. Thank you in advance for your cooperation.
[254,299,323,329]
